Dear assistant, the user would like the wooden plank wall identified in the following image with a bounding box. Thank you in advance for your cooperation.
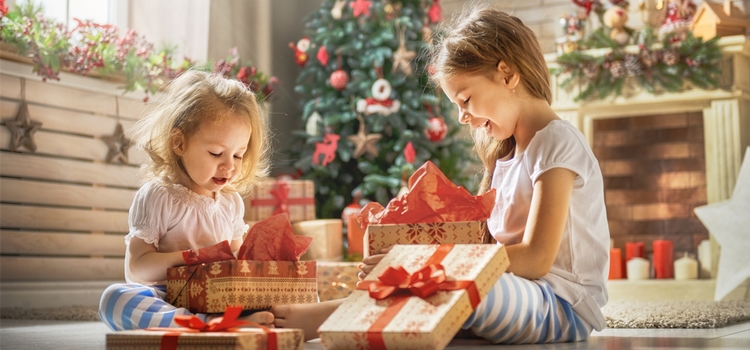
[593,112,709,257]
[0,73,150,282]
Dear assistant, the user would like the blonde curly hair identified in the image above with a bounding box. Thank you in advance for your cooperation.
[130,69,271,196]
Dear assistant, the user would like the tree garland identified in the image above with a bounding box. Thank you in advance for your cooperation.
[551,29,723,102]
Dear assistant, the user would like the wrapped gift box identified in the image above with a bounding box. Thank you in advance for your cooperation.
[244,179,315,222]
[106,327,304,350]
[318,244,509,350]
[316,262,359,301]
[293,219,344,261]
[364,221,485,258]
[167,260,318,313]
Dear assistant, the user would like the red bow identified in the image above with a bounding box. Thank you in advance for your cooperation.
[270,181,290,215]
[364,264,447,300]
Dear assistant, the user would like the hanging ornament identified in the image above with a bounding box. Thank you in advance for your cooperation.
[428,0,442,23]
[330,69,349,90]
[356,73,401,116]
[101,97,132,164]
[350,0,372,18]
[312,133,340,166]
[2,79,42,152]
[425,117,447,142]
[317,46,329,66]
[347,113,382,158]
[288,37,311,66]
[404,141,416,164]
[306,111,322,136]
[384,1,402,20]
[331,0,347,20]
[392,22,417,75]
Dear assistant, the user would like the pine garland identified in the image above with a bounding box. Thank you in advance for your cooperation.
[552,31,723,102]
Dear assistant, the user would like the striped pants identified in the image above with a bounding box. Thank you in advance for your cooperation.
[99,283,204,331]
[463,273,594,344]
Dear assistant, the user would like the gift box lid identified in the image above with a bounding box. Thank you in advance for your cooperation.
[106,327,304,350]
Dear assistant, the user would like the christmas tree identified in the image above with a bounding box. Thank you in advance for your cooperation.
[288,0,475,219]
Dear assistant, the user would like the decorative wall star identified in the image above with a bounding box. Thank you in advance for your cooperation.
[2,102,42,152]
[347,114,382,158]
[101,123,132,164]
[694,147,750,301]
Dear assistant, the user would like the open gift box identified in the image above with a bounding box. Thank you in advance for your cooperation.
[317,244,509,350]
[364,221,486,258]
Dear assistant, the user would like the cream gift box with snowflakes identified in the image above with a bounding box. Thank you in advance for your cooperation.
[364,221,486,258]
[166,260,318,314]
[317,244,509,350]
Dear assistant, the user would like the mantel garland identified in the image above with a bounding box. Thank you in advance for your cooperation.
[552,29,723,102]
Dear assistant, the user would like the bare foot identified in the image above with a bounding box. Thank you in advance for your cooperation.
[271,300,344,341]
[239,310,274,327]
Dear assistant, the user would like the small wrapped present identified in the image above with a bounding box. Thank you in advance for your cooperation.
[318,244,509,350]
[293,219,344,261]
[316,261,359,301]
[106,306,304,350]
[358,161,495,257]
[244,179,315,222]
[365,221,486,257]
[167,214,318,313]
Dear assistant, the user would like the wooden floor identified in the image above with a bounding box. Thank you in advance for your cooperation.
[1,319,749,349]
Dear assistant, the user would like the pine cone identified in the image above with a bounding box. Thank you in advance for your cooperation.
[609,61,626,79]
[662,49,679,66]
[624,54,643,77]
[639,50,658,68]
[583,63,600,79]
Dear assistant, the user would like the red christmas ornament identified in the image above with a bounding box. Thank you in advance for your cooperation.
[404,142,416,163]
[330,69,349,90]
[312,133,340,166]
[425,117,447,142]
[350,0,372,18]
[428,0,442,23]
[317,46,329,66]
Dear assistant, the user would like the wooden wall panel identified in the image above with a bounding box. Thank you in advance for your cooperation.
[1,204,129,233]
[0,231,125,257]
[0,256,124,281]
[0,152,141,188]
[0,178,134,210]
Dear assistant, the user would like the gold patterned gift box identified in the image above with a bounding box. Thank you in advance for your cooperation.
[106,327,304,350]
[244,179,315,223]
[316,261,359,301]
[166,260,318,314]
[293,219,344,261]
[318,244,509,350]
[364,221,486,258]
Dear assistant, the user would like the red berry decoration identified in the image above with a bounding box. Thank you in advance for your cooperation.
[425,117,447,142]
[330,69,349,90]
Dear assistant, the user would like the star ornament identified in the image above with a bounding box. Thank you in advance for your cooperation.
[347,115,382,158]
[350,0,372,18]
[2,102,42,152]
[694,147,750,301]
[392,41,417,75]
[101,123,132,164]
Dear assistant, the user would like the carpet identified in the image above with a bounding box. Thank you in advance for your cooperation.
[3,300,750,329]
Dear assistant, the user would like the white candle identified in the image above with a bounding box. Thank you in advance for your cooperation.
[698,239,711,279]
[627,257,650,281]
[674,253,698,280]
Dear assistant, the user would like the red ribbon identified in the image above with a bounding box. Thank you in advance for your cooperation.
[146,306,277,350]
[355,244,480,349]
[250,180,314,215]
[364,97,394,107]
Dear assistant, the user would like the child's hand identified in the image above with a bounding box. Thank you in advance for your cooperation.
[356,245,392,281]
[182,240,234,265]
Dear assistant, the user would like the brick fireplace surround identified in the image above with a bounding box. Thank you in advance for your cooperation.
[546,35,750,282]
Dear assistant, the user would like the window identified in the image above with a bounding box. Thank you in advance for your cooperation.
[17,0,126,29]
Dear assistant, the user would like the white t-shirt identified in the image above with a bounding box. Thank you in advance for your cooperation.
[123,181,248,284]
[488,119,610,331]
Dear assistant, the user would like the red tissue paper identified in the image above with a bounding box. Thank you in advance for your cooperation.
[237,212,313,261]
[357,161,495,228]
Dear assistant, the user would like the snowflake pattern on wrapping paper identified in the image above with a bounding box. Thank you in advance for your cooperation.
[409,253,429,270]
[291,294,300,304]
[273,293,281,304]
[467,245,486,259]
[281,294,290,304]
[209,299,221,311]
[358,310,382,326]
[424,222,446,241]
[402,320,427,338]
[226,293,236,305]
[263,294,272,305]
[406,224,422,241]
[238,294,248,304]
[450,262,475,279]
[352,332,370,350]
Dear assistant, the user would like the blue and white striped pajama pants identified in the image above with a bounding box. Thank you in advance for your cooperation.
[99,283,205,331]
[463,273,594,344]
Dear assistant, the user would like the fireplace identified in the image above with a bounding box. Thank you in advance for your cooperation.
[547,35,750,274]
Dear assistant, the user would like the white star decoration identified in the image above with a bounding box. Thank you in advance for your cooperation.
[694,147,750,301]
[101,123,132,164]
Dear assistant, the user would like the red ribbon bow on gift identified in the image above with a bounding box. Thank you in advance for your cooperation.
[147,306,277,350]
[270,181,290,215]
[365,264,447,300]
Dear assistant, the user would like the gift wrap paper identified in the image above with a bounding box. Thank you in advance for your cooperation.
[293,219,344,261]
[106,327,304,350]
[364,221,485,257]
[167,260,318,313]
[244,179,315,222]
[318,244,509,350]
[316,262,359,301]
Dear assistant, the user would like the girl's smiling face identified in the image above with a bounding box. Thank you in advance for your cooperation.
[441,63,521,141]
[174,113,251,198]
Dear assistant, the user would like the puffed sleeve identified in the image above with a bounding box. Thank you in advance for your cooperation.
[124,182,173,249]
[526,121,597,189]
[229,191,249,241]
